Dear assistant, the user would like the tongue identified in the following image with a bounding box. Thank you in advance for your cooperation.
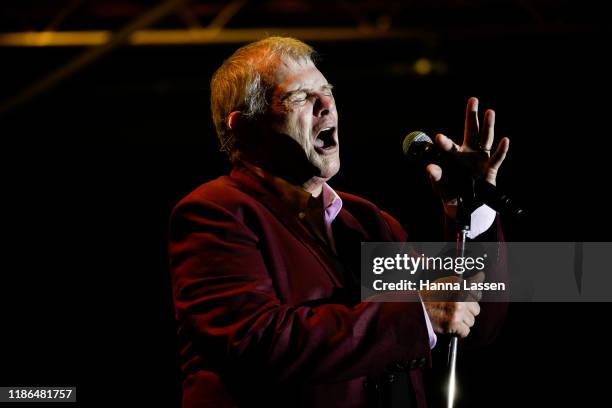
[314,138,325,148]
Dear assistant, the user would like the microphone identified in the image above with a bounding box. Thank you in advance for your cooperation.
[402,131,525,220]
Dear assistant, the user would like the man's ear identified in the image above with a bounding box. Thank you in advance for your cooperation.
[226,111,241,130]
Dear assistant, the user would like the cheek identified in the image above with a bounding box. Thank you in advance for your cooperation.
[288,112,312,141]
[272,108,313,145]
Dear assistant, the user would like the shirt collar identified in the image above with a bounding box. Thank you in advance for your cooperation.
[321,182,343,222]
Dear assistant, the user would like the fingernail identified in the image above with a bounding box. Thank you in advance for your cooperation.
[471,98,479,111]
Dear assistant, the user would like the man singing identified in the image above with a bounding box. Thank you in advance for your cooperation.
[169,37,509,408]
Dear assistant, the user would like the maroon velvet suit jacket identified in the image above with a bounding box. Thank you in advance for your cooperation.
[169,166,505,408]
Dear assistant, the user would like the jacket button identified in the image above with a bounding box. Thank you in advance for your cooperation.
[298,211,306,219]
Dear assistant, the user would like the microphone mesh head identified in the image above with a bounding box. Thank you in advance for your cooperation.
[402,131,432,156]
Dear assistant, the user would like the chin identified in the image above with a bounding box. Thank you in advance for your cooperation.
[318,159,340,180]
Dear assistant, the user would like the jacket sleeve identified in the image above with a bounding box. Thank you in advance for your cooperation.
[169,198,431,385]
[463,216,509,349]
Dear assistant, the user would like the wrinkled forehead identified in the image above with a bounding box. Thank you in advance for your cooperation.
[267,57,326,92]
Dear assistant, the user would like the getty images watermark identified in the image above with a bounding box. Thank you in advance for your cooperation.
[371,251,505,292]
[361,242,612,302]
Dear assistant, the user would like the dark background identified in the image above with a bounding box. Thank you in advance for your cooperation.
[1,1,610,406]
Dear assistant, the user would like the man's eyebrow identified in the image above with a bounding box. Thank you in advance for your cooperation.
[280,83,334,100]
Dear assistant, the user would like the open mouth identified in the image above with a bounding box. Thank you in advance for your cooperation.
[314,127,337,151]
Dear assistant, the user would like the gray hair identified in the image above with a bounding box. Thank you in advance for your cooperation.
[210,37,316,159]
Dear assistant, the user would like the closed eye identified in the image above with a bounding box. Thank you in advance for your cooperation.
[283,84,334,105]
[282,91,307,106]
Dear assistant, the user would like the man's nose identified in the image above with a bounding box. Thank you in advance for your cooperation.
[313,94,334,117]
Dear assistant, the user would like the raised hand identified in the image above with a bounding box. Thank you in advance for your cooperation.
[426,97,510,194]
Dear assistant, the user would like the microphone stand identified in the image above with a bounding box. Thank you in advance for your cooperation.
[447,174,475,408]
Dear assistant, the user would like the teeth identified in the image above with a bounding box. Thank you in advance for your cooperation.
[315,138,325,148]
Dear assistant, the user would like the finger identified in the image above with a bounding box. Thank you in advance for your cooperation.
[456,323,470,338]
[459,287,481,302]
[469,289,483,302]
[435,133,458,153]
[426,163,442,183]
[463,97,479,148]
[490,137,510,171]
[480,109,495,151]
[464,288,483,302]
[466,301,481,317]
[468,271,486,284]
[459,272,485,301]
[463,312,475,327]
